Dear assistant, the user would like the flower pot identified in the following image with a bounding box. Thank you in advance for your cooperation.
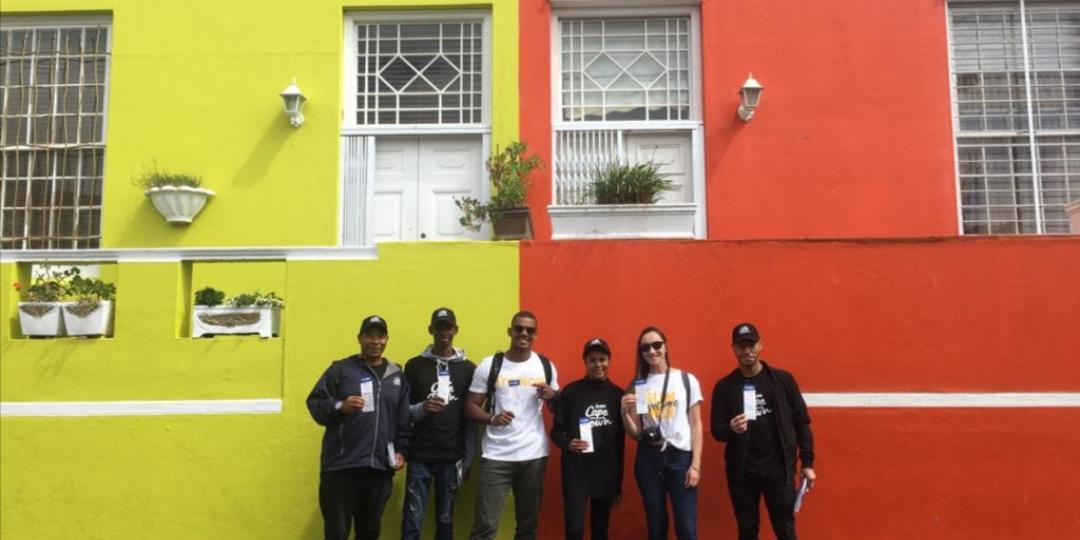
[491,207,532,240]
[145,186,215,224]
[18,302,65,337]
[62,300,114,337]
[1066,200,1080,234]
[193,305,281,338]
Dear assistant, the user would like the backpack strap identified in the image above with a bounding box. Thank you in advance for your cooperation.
[681,369,691,415]
[539,354,553,386]
[484,352,505,413]
[329,360,346,397]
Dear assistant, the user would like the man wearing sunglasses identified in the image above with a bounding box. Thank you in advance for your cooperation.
[710,322,815,540]
[465,311,559,540]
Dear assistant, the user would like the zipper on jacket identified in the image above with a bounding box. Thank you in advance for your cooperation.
[369,363,381,469]
[338,424,345,457]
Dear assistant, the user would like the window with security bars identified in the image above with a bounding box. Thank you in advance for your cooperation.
[1,23,108,249]
[560,17,690,122]
[948,2,1080,234]
[354,21,483,125]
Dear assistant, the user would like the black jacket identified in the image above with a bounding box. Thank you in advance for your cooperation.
[403,346,476,463]
[306,355,411,472]
[550,377,625,499]
[710,361,814,480]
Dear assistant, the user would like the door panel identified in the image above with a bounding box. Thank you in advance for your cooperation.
[626,132,693,203]
[372,137,419,242]
[418,137,483,240]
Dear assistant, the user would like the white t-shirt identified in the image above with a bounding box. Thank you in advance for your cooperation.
[469,352,560,461]
[637,368,703,452]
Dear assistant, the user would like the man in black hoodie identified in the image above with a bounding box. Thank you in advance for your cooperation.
[401,307,476,540]
[551,337,625,540]
[711,322,815,540]
[307,315,411,540]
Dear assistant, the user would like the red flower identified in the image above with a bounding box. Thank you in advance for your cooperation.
[13,282,21,291]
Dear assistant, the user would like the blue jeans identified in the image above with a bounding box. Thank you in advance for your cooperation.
[401,459,460,540]
[634,445,698,540]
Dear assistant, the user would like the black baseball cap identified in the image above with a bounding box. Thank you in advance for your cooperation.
[731,322,760,345]
[359,315,388,335]
[582,337,611,357]
[430,307,457,327]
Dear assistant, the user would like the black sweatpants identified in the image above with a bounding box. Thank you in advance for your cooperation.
[725,471,797,540]
[319,467,394,540]
[562,494,614,540]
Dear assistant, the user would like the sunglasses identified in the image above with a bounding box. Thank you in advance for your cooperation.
[512,325,537,336]
[639,341,665,353]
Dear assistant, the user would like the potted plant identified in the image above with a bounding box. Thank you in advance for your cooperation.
[62,268,117,337]
[137,165,214,224]
[192,288,283,338]
[456,142,544,240]
[592,161,675,205]
[13,267,69,337]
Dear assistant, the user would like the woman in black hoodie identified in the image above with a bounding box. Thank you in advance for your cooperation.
[551,337,626,540]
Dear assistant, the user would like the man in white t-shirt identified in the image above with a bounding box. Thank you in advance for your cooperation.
[465,311,559,540]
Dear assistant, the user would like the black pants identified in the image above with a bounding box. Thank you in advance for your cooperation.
[562,494,614,540]
[726,471,797,540]
[319,467,393,540]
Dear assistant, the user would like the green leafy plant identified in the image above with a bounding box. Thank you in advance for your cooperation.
[592,161,674,205]
[64,268,117,317]
[228,291,284,309]
[136,162,203,189]
[194,287,226,307]
[13,266,71,303]
[456,142,545,231]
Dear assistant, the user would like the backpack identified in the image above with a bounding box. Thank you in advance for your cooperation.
[483,352,553,413]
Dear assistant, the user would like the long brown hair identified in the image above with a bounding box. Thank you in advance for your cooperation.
[634,326,671,379]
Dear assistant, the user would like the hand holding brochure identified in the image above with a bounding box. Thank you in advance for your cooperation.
[634,379,649,415]
[579,417,594,454]
[793,477,810,513]
[742,384,757,420]
[360,377,375,412]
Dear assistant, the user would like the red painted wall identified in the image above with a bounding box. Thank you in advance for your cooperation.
[519,0,960,240]
[519,237,1080,538]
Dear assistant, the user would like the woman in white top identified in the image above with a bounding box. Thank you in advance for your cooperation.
[621,326,704,540]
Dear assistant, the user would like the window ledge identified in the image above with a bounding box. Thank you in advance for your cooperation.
[548,203,698,240]
[0,246,378,263]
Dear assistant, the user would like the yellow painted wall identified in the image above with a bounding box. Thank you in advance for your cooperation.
[0,242,523,538]
[1,0,520,248]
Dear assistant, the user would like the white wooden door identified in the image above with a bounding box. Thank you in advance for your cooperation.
[625,132,693,203]
[371,136,483,242]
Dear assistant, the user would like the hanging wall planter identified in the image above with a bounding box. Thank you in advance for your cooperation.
[62,300,114,337]
[491,207,533,240]
[137,168,213,224]
[18,302,65,337]
[145,186,215,224]
[193,305,281,338]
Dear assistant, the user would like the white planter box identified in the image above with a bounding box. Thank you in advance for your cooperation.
[549,203,698,240]
[18,302,65,337]
[193,306,281,338]
[62,300,114,337]
[145,186,215,224]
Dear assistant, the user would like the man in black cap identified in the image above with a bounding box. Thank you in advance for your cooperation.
[550,338,625,540]
[306,315,411,540]
[401,307,477,540]
[710,322,815,540]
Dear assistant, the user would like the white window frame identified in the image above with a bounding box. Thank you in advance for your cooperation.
[339,10,493,245]
[549,6,706,239]
[945,0,1080,235]
[0,15,113,250]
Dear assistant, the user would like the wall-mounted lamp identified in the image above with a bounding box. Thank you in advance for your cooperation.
[737,74,763,122]
[280,79,307,128]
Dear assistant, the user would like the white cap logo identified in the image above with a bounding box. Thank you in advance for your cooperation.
[371,316,381,323]
[590,339,601,345]
[739,326,751,335]
[438,310,448,317]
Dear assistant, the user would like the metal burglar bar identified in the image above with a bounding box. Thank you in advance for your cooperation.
[0,23,109,250]
[355,21,483,125]
[949,2,1080,234]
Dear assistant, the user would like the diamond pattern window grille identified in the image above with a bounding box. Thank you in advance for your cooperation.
[1,24,109,249]
[355,21,483,125]
[949,2,1080,234]
[561,17,691,122]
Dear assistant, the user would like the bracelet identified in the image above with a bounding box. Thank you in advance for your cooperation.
[689,466,700,472]
[488,413,496,425]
